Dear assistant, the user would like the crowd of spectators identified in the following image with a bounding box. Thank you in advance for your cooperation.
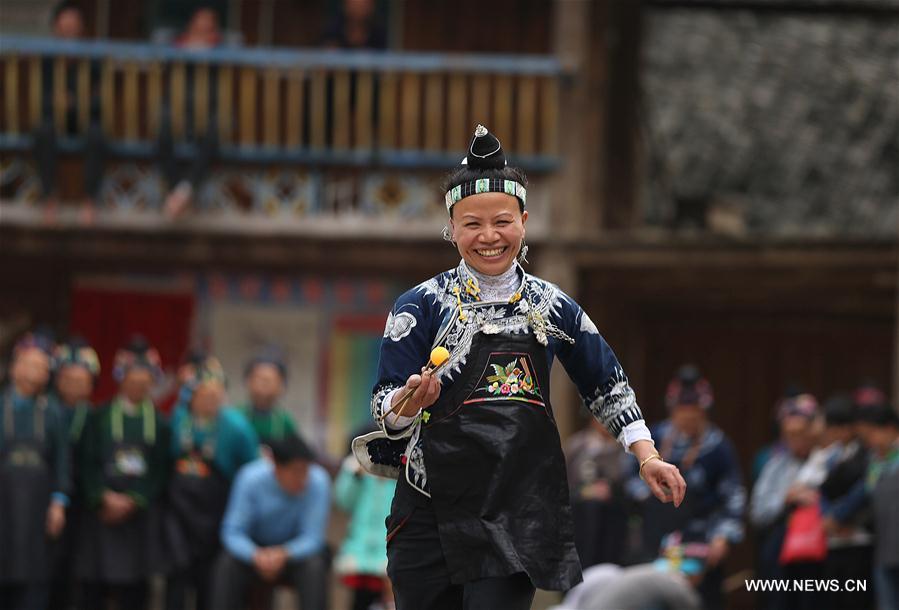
[2,326,896,610]
[558,367,897,610]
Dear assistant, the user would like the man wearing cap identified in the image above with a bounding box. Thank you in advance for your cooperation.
[78,335,170,610]
[165,354,258,610]
[626,365,745,610]
[238,350,299,444]
[0,333,71,610]
[47,337,101,610]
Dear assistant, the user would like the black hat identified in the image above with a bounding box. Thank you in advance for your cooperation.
[444,124,527,213]
[856,404,899,428]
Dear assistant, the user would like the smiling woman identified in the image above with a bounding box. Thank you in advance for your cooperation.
[354,124,687,610]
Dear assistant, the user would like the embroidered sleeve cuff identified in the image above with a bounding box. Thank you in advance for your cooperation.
[618,420,653,454]
[382,387,419,431]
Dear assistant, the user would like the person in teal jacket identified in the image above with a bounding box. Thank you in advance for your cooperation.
[335,442,397,610]
[165,354,258,610]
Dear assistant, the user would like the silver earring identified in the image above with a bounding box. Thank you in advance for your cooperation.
[442,226,454,243]
[517,239,529,264]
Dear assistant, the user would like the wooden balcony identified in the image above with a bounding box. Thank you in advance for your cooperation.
[0,36,563,170]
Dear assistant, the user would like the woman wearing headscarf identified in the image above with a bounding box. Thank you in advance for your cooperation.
[0,333,70,610]
[355,125,686,610]
[78,335,170,610]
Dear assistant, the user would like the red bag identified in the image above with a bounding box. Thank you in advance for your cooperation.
[779,503,828,564]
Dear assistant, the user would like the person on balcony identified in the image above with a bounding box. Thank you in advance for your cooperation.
[357,125,686,610]
[77,335,169,610]
[238,349,299,445]
[47,337,100,610]
[33,2,105,225]
[321,0,387,50]
[164,355,258,610]
[211,434,331,610]
[0,333,70,610]
[158,6,223,220]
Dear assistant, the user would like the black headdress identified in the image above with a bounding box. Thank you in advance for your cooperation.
[444,125,527,212]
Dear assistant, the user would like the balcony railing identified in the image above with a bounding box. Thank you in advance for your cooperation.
[0,36,563,171]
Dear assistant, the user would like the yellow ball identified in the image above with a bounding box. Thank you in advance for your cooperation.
[429,346,450,367]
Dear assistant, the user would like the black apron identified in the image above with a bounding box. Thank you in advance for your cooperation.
[78,404,164,583]
[0,394,52,584]
[420,332,582,590]
[165,422,231,569]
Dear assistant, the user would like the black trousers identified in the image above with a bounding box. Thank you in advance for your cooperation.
[82,582,148,610]
[0,584,49,610]
[166,555,216,610]
[386,479,536,610]
[210,549,328,610]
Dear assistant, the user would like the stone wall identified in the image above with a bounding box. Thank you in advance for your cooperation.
[641,5,899,236]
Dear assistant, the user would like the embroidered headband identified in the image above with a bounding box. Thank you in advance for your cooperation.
[445,178,527,212]
[113,335,162,383]
[54,341,101,378]
[444,124,527,213]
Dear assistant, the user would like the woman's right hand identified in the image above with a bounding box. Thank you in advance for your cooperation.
[393,369,441,417]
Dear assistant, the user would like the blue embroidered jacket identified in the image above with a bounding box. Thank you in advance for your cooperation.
[370,261,646,495]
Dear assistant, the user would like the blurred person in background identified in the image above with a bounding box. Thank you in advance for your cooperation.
[321,0,387,50]
[77,335,170,610]
[0,333,70,610]
[565,416,630,569]
[33,2,104,225]
[625,365,744,610]
[164,354,258,610]
[47,337,100,610]
[749,393,820,610]
[238,349,299,444]
[750,384,804,484]
[158,6,222,219]
[551,564,702,610]
[855,403,899,610]
[335,424,397,610]
[811,395,873,610]
[211,435,331,610]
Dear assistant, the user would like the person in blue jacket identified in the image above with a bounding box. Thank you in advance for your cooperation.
[212,434,331,610]
[165,354,258,610]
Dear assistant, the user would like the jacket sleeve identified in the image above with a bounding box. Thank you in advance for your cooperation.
[220,465,260,562]
[371,287,436,434]
[47,400,72,506]
[551,290,647,442]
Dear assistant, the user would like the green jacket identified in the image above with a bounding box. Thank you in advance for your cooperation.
[237,402,297,443]
[333,456,396,576]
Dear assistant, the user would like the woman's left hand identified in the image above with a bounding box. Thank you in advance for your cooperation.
[641,459,687,507]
